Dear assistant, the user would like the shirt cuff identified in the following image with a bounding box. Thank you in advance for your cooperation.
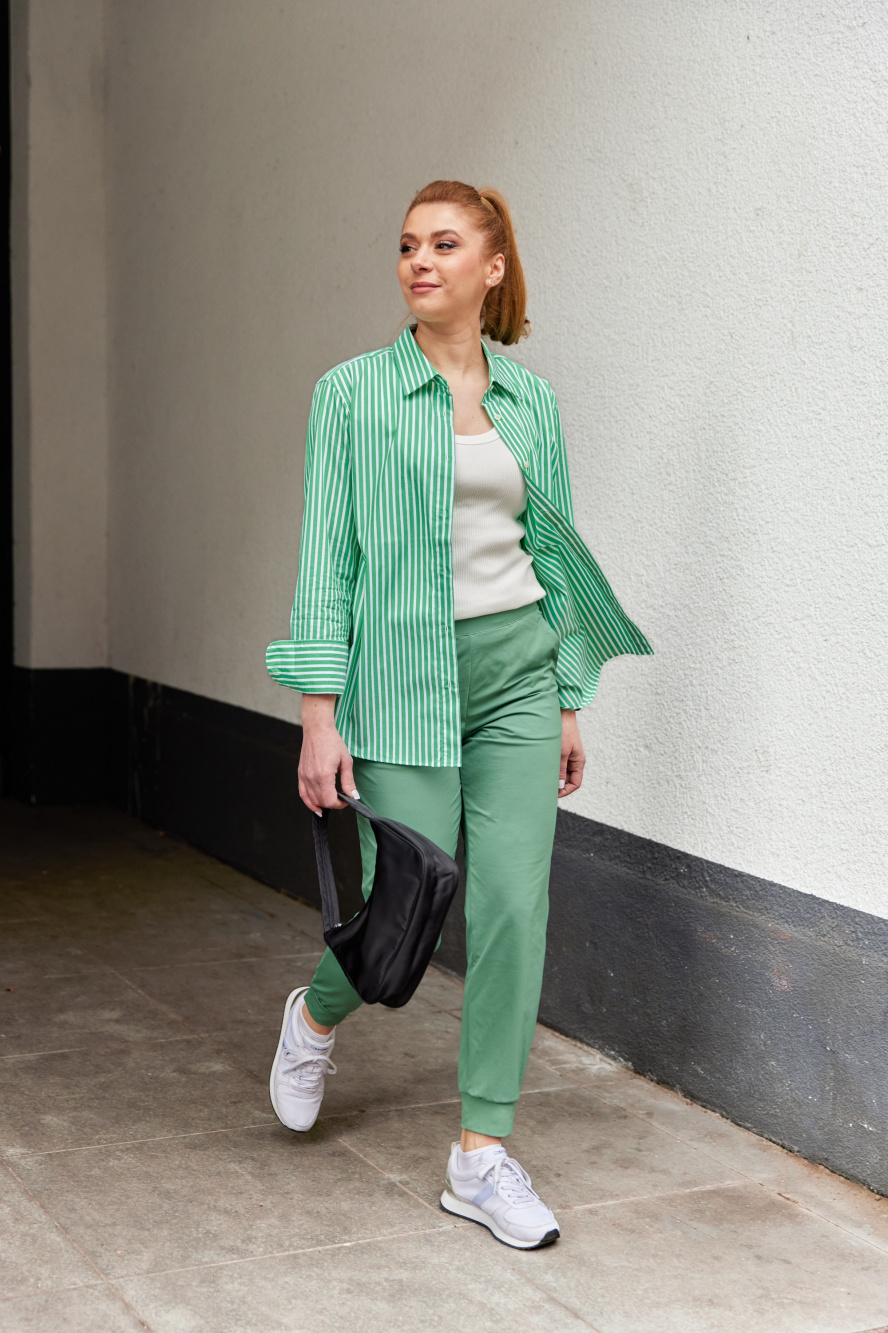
[266,639,350,694]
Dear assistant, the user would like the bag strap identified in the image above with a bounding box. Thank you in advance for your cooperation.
[311,789,378,935]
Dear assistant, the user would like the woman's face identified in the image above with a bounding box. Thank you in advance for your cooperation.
[398,202,504,330]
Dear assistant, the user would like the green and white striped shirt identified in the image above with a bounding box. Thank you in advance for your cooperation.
[266,325,654,767]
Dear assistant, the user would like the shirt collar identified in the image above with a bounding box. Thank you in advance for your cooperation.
[391,324,516,397]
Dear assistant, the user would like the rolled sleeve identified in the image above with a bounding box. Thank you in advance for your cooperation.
[265,640,350,694]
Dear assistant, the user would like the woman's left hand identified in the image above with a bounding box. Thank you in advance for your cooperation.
[558,709,585,798]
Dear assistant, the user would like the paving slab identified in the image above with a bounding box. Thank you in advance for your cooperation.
[2,798,886,1333]
[334,1089,741,1215]
[516,1181,888,1333]
[10,1122,451,1280]
[0,887,49,925]
[39,882,325,973]
[0,1036,273,1156]
[0,1282,147,1332]
[550,1052,888,1254]
[0,1163,100,1299]
[0,967,189,1058]
[125,952,326,1031]
[115,1224,593,1333]
[210,1000,573,1121]
[0,916,113,982]
[407,964,467,1015]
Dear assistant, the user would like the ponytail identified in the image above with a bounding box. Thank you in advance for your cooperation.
[404,180,531,345]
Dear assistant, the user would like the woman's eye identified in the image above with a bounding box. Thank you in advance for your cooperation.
[399,244,413,254]
[436,241,457,250]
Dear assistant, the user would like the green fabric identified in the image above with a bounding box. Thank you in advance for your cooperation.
[266,324,654,767]
[304,601,563,1138]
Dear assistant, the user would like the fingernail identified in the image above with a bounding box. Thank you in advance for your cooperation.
[558,780,565,788]
[351,789,360,798]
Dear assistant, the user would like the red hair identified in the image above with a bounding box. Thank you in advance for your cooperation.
[404,180,530,345]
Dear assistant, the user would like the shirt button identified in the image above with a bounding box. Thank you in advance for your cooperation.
[494,413,502,420]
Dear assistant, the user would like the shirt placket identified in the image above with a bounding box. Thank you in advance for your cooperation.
[431,374,462,766]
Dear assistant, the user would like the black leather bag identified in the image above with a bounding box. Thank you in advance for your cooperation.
[311,789,461,1008]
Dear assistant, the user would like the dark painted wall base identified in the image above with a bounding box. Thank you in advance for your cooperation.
[4,667,126,804]
[124,675,331,900]
[542,818,888,1198]
[2,665,886,1197]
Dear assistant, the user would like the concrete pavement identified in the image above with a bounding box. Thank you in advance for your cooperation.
[2,801,887,1333]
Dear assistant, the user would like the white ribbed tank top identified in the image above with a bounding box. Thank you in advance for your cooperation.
[451,426,545,620]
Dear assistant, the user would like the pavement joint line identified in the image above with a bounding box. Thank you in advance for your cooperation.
[528,1052,623,1077]
[0,1277,111,1305]
[107,1221,465,1282]
[0,1156,155,1330]
[188,866,317,919]
[503,1262,604,1332]
[321,1084,575,1123]
[750,1182,888,1260]
[550,1057,627,1077]
[40,968,126,979]
[2,1119,280,1159]
[0,1035,200,1061]
[334,1133,448,1219]
[122,950,324,973]
[563,1178,747,1213]
[38,950,323,980]
[322,1095,460,1119]
[527,1020,626,1061]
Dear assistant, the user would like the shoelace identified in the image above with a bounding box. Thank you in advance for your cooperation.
[483,1153,539,1208]
[281,1044,337,1091]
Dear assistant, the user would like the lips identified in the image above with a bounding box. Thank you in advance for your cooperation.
[411,283,439,292]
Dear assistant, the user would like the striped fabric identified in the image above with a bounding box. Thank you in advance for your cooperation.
[266,325,654,767]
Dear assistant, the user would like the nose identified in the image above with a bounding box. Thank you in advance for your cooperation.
[411,246,433,272]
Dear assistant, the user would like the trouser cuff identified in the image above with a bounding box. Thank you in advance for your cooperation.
[303,987,350,1029]
[460,1093,517,1138]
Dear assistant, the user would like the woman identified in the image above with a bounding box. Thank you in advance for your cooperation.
[266,180,653,1250]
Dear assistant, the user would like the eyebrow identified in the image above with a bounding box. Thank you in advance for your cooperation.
[400,228,464,242]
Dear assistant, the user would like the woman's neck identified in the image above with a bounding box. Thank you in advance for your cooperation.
[413,318,487,382]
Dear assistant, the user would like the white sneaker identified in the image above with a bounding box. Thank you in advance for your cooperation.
[269,986,337,1132]
[440,1142,560,1249]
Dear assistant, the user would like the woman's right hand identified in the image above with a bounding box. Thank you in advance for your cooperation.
[298,693,359,816]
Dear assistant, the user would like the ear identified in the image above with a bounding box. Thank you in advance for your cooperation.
[487,253,505,287]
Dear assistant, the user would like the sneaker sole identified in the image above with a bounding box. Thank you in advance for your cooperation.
[440,1190,560,1250]
[269,985,316,1132]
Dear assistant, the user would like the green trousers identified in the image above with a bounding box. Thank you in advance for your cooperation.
[304,600,563,1137]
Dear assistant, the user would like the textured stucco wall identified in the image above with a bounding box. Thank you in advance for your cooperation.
[19,1,888,917]
[10,0,108,668]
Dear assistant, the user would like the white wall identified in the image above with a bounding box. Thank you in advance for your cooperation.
[11,0,108,669]
[17,2,888,917]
